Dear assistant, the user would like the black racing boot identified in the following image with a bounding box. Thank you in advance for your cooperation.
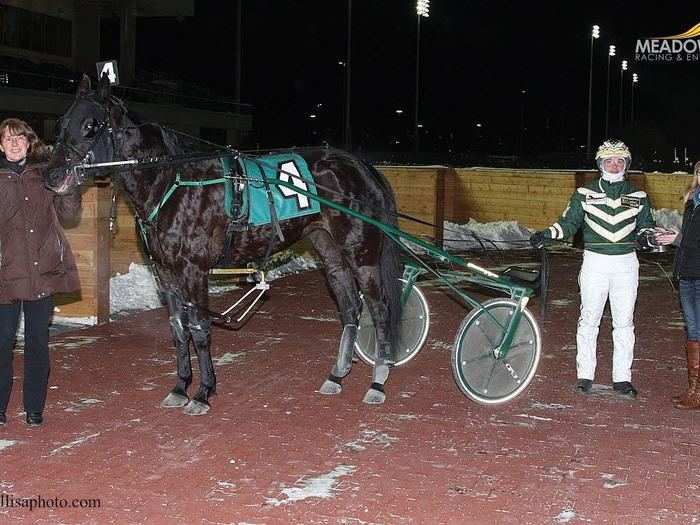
[575,379,593,394]
[613,381,637,398]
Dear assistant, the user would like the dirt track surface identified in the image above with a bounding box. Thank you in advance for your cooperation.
[0,250,698,524]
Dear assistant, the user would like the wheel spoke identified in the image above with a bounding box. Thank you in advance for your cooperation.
[499,339,534,359]
[460,349,495,366]
[479,357,500,393]
[472,318,500,348]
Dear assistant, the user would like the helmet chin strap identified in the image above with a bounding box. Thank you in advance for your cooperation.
[601,169,625,182]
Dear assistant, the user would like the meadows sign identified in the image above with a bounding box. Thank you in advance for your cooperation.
[635,22,700,62]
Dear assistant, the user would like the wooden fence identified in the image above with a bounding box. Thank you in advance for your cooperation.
[56,168,692,320]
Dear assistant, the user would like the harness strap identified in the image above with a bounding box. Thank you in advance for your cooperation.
[249,158,285,269]
[146,171,233,223]
[109,187,119,235]
[253,158,285,244]
[223,159,234,219]
[220,156,245,220]
[218,159,250,267]
[135,214,152,256]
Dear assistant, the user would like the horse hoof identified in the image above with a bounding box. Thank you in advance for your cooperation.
[362,388,386,405]
[160,391,189,408]
[183,399,210,416]
[319,379,342,395]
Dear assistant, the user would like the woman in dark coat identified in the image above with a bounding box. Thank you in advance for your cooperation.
[673,160,700,410]
[0,118,81,426]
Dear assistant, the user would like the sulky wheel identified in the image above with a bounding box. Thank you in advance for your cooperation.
[451,298,541,405]
[355,279,430,367]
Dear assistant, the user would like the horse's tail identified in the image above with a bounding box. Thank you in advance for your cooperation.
[380,224,403,356]
[368,163,403,356]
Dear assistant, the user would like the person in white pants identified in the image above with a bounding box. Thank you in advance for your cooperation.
[530,140,676,398]
[577,250,638,385]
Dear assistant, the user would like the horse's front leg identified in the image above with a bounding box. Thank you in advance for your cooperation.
[160,293,192,408]
[183,307,215,416]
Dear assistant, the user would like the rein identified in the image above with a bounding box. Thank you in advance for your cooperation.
[74,149,397,226]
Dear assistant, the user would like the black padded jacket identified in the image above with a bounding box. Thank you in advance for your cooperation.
[673,199,700,280]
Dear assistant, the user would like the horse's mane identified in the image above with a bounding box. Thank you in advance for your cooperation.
[154,122,221,158]
[109,92,225,160]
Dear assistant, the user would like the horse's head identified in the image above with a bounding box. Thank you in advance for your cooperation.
[46,74,124,193]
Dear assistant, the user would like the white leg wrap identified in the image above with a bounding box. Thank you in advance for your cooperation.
[332,324,357,378]
[372,363,390,385]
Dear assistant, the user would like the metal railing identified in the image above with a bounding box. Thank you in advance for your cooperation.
[0,68,253,115]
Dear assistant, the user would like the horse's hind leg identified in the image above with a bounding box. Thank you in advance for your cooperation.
[308,229,362,395]
[354,266,398,405]
[161,293,192,408]
[183,308,216,416]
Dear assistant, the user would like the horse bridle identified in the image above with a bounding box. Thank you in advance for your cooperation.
[54,95,122,185]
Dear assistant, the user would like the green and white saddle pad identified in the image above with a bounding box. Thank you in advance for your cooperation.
[237,153,321,226]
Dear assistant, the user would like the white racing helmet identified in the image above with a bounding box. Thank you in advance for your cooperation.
[595,139,631,173]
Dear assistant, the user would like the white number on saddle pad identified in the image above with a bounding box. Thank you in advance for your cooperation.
[278,161,310,209]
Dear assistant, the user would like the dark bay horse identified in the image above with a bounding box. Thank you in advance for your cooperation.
[46,75,402,415]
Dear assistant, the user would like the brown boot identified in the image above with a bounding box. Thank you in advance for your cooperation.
[675,340,700,409]
[671,341,700,403]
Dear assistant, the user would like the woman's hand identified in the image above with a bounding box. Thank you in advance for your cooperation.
[653,227,678,246]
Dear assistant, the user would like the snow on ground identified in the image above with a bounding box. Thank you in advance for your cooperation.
[110,263,162,314]
[266,255,321,281]
[45,255,321,332]
[264,465,356,507]
[44,210,682,330]
[443,219,532,251]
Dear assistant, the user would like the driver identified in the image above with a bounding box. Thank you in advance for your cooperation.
[530,140,676,398]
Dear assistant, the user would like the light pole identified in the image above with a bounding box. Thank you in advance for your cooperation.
[393,109,405,148]
[415,0,430,156]
[233,0,241,105]
[343,0,352,150]
[605,44,615,138]
[309,111,318,142]
[518,89,526,161]
[586,24,600,158]
[619,59,627,130]
[631,73,638,124]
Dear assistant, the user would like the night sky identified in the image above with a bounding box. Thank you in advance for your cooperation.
[128,1,700,164]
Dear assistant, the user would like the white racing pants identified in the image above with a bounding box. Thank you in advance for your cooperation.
[576,250,639,382]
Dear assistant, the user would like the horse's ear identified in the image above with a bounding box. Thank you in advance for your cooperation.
[78,74,91,96]
[97,72,111,101]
